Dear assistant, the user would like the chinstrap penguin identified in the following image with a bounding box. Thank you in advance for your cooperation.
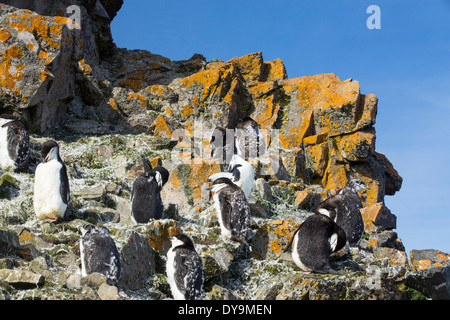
[33,140,70,222]
[208,177,250,245]
[130,160,169,223]
[314,178,368,247]
[0,114,30,172]
[80,224,122,286]
[285,214,346,274]
[207,153,254,199]
[166,234,205,300]
[235,117,266,160]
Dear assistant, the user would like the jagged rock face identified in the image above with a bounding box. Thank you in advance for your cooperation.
[0,0,447,301]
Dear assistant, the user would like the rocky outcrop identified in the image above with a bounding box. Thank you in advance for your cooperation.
[0,1,446,301]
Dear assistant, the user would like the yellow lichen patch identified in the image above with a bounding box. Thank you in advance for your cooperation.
[6,12,71,49]
[302,133,328,146]
[264,58,287,82]
[368,238,378,250]
[321,160,348,193]
[249,82,283,130]
[165,107,174,117]
[417,260,432,271]
[108,98,119,111]
[78,58,92,74]
[279,109,314,150]
[180,104,194,120]
[437,254,449,262]
[37,51,53,65]
[127,92,148,108]
[305,141,329,177]
[336,129,375,161]
[229,52,263,84]
[360,203,384,232]
[148,115,173,138]
[145,84,172,96]
[0,27,11,42]
[187,158,221,202]
[40,69,50,82]
[118,72,147,92]
[0,46,24,90]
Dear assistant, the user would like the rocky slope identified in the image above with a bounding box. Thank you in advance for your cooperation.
[0,1,449,300]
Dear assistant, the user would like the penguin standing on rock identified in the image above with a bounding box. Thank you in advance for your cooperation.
[0,114,30,172]
[80,224,122,286]
[130,159,169,223]
[208,177,250,245]
[166,234,205,300]
[285,214,347,274]
[314,178,368,247]
[235,117,266,160]
[207,153,254,199]
[33,140,70,222]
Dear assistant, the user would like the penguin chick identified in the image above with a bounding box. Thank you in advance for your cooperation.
[130,164,169,223]
[0,114,30,172]
[208,177,250,245]
[80,224,122,286]
[166,234,205,300]
[314,178,368,246]
[285,214,346,274]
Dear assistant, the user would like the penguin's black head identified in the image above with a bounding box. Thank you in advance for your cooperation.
[141,158,153,173]
[80,224,110,237]
[347,178,369,193]
[153,166,169,187]
[170,234,195,250]
[237,117,258,129]
[41,140,60,163]
[210,127,226,144]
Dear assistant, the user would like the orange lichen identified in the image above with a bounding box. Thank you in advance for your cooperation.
[180,104,194,120]
[127,92,148,107]
[0,27,11,42]
[108,98,119,111]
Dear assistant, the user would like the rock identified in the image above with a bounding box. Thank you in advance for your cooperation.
[293,190,320,210]
[66,273,82,290]
[0,174,19,199]
[118,231,156,290]
[407,249,450,300]
[0,229,21,256]
[250,219,299,260]
[97,283,120,300]
[145,220,180,254]
[0,269,44,289]
[19,243,41,261]
[254,178,273,202]
[361,202,397,232]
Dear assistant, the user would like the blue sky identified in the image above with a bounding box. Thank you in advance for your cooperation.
[112,0,450,253]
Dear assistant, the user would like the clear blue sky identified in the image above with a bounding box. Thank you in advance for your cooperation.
[111,0,450,253]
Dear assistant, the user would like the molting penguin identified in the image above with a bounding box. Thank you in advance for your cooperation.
[80,224,122,286]
[166,234,205,300]
[235,117,266,160]
[285,214,346,274]
[33,140,70,222]
[207,153,254,198]
[209,127,235,167]
[314,178,368,247]
[0,115,30,172]
[130,160,170,223]
[208,177,250,245]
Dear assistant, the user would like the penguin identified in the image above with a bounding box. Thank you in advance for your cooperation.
[235,117,266,160]
[207,153,254,198]
[130,160,169,223]
[166,234,205,300]
[208,177,250,245]
[314,178,369,247]
[80,224,122,286]
[285,214,346,274]
[209,127,235,167]
[33,140,70,222]
[0,114,30,172]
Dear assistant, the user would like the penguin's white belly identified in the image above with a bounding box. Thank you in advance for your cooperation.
[166,248,185,300]
[33,160,66,220]
[292,233,312,272]
[213,193,231,238]
[0,127,15,170]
